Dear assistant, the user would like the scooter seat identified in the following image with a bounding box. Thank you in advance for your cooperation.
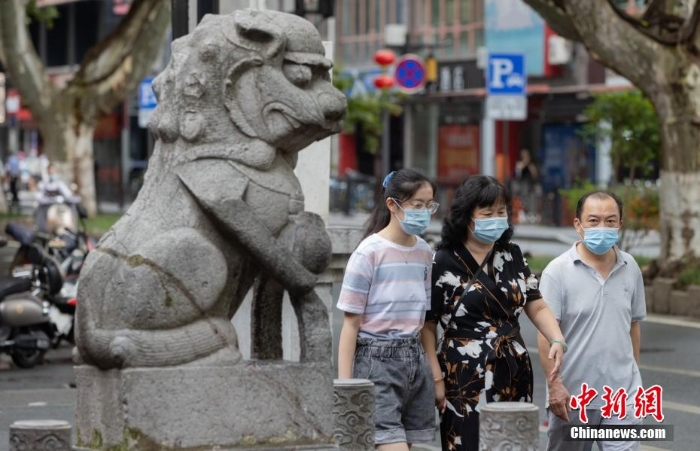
[0,277,33,299]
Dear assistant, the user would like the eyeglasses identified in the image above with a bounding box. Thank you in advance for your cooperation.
[391,198,440,215]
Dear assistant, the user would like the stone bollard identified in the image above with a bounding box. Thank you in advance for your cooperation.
[10,420,72,451]
[333,379,375,450]
[479,401,539,451]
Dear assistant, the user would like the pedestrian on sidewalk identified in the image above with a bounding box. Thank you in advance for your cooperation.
[538,190,646,451]
[425,174,566,451]
[337,168,440,451]
[5,153,21,209]
[513,148,541,223]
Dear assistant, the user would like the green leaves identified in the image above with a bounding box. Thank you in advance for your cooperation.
[26,0,59,28]
[579,90,660,183]
[333,68,405,154]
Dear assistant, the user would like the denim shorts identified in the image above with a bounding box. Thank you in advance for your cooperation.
[353,336,436,445]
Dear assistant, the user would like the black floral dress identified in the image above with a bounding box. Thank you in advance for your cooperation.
[427,242,541,451]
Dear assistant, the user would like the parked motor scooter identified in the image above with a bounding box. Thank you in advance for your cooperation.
[0,234,55,368]
[6,221,76,347]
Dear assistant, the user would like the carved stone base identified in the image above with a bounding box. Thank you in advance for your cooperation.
[333,379,375,450]
[478,402,539,451]
[74,362,338,450]
[11,420,72,451]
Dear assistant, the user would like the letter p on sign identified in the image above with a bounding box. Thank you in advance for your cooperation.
[486,53,525,96]
[489,58,514,89]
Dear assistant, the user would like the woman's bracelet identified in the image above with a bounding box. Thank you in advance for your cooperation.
[550,339,568,353]
[434,376,444,383]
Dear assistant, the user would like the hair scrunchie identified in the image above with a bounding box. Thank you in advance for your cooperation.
[382,171,396,189]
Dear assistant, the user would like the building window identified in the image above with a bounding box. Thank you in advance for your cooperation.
[474,0,483,22]
[459,31,469,57]
[474,27,484,50]
[343,43,353,64]
[446,0,455,26]
[432,0,440,27]
[342,0,351,35]
[375,0,381,32]
[365,0,371,34]
[460,0,471,24]
[396,0,405,24]
[444,32,455,57]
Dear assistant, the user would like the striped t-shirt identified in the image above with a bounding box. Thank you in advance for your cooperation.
[337,233,433,338]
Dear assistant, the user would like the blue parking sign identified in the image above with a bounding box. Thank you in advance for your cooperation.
[138,77,157,109]
[138,77,157,128]
[487,54,526,96]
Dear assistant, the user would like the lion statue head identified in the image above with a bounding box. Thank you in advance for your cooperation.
[148,8,346,170]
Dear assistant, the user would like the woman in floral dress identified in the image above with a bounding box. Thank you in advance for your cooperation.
[423,175,566,451]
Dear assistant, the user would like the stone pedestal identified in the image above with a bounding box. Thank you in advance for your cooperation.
[10,420,72,451]
[478,402,539,451]
[74,363,337,450]
[652,277,675,313]
[333,379,375,450]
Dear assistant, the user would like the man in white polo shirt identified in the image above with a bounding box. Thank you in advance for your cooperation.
[537,191,646,451]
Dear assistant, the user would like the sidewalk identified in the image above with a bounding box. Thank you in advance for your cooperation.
[36,199,659,251]
[328,211,660,247]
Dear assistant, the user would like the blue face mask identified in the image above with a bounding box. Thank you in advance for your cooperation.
[395,203,431,236]
[582,227,618,255]
[472,217,509,244]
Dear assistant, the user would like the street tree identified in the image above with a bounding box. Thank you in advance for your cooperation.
[580,90,660,184]
[333,69,403,155]
[0,0,171,215]
[523,0,700,270]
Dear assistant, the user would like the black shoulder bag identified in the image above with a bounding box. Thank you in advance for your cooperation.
[438,247,493,351]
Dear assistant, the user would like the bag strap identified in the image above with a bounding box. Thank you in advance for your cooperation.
[440,247,493,345]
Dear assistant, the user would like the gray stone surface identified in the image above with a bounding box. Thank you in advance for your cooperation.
[74,363,336,450]
[669,290,690,316]
[10,420,71,451]
[652,278,675,314]
[333,379,375,451]
[72,7,345,450]
[478,402,539,451]
[686,285,700,317]
[76,7,345,371]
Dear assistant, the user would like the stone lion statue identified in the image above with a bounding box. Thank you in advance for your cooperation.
[75,9,346,370]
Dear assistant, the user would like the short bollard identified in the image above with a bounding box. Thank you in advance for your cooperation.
[479,401,539,451]
[10,420,72,451]
[333,379,375,450]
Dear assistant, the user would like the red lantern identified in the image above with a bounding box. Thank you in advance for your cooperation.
[374,49,396,67]
[374,74,395,90]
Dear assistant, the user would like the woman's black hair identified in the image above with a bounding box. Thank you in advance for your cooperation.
[362,168,436,240]
[438,175,513,250]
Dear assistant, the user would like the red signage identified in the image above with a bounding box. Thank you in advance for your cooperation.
[438,124,480,183]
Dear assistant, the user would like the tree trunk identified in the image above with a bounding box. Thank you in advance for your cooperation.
[1,0,172,218]
[522,0,700,270]
[0,186,8,214]
[650,80,700,264]
[40,111,97,215]
[72,125,97,216]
